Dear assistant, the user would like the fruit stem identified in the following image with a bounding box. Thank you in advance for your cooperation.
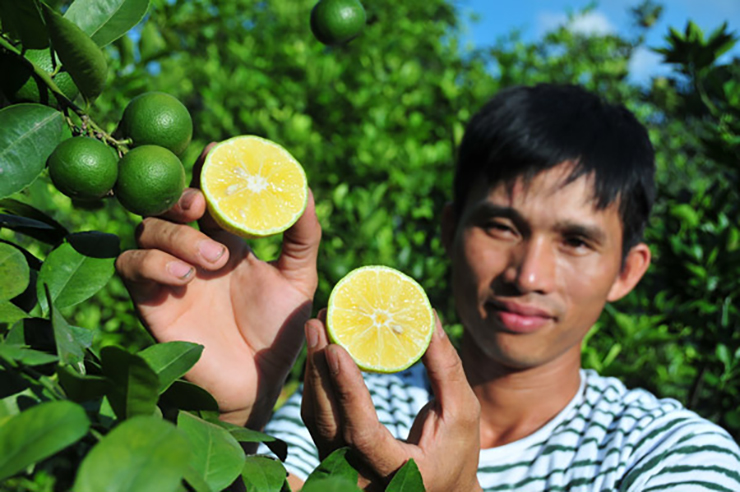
[84,116,131,154]
[0,33,18,48]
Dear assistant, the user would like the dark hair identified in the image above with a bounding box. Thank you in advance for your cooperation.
[453,83,655,256]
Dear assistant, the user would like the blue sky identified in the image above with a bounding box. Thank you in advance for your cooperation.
[458,0,740,84]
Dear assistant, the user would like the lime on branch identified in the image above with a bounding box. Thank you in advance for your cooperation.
[114,145,186,217]
[119,92,193,157]
[47,137,118,201]
[310,0,366,45]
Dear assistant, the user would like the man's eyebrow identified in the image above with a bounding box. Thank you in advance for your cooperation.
[472,202,523,222]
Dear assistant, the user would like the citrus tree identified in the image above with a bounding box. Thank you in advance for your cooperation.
[0,0,424,490]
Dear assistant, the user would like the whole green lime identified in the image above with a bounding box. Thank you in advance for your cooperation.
[310,0,366,45]
[115,145,186,216]
[0,49,79,105]
[119,92,193,156]
[47,137,118,201]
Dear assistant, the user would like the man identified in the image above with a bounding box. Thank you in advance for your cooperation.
[116,84,740,491]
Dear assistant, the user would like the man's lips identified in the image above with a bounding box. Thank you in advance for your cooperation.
[486,300,555,333]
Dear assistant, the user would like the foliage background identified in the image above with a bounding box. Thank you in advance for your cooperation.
[3,0,739,461]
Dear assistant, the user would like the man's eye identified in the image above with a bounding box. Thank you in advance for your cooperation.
[564,236,589,250]
[485,222,515,235]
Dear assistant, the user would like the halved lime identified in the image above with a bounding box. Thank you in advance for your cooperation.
[201,135,308,238]
[327,266,434,373]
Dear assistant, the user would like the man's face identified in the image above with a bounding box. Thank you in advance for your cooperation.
[444,163,649,371]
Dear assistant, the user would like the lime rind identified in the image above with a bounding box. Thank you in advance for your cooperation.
[201,135,309,238]
[326,265,435,373]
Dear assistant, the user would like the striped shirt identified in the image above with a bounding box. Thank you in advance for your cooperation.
[259,366,740,490]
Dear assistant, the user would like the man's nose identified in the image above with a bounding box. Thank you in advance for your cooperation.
[503,236,556,294]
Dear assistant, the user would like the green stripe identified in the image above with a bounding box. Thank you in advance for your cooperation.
[286,456,314,478]
[671,430,737,450]
[629,417,692,456]
[652,464,740,483]
[620,444,740,490]
[280,435,320,471]
[639,417,689,442]
[279,399,301,412]
[477,459,535,474]
[481,463,626,491]
[552,416,729,460]
[478,457,608,475]
[566,403,670,429]
[480,462,621,490]
[641,480,736,492]
[484,423,736,476]
[480,445,740,491]
[553,402,675,445]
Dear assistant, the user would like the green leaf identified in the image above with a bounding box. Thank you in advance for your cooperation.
[0,104,65,199]
[0,199,69,243]
[0,214,67,245]
[40,3,108,102]
[209,419,288,461]
[0,344,57,366]
[303,447,358,489]
[177,412,245,491]
[139,21,166,61]
[240,455,286,492]
[46,285,86,367]
[64,0,150,47]
[0,0,48,48]
[182,465,214,492]
[225,426,278,443]
[0,243,29,301]
[0,301,29,325]
[57,365,108,402]
[138,341,204,393]
[37,232,119,313]
[0,239,41,272]
[300,477,362,492]
[73,416,190,492]
[159,380,219,412]
[115,33,135,66]
[716,344,731,368]
[100,346,159,419]
[386,459,425,492]
[670,203,700,228]
[0,400,89,481]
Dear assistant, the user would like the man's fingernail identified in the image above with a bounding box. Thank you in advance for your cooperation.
[326,346,340,375]
[199,240,225,262]
[433,309,446,338]
[180,190,197,210]
[306,323,318,349]
[437,323,447,339]
[167,261,194,280]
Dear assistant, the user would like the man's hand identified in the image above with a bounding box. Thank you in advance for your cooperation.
[115,145,321,430]
[301,312,483,492]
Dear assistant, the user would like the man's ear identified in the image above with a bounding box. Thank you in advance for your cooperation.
[607,242,651,302]
[441,202,457,257]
